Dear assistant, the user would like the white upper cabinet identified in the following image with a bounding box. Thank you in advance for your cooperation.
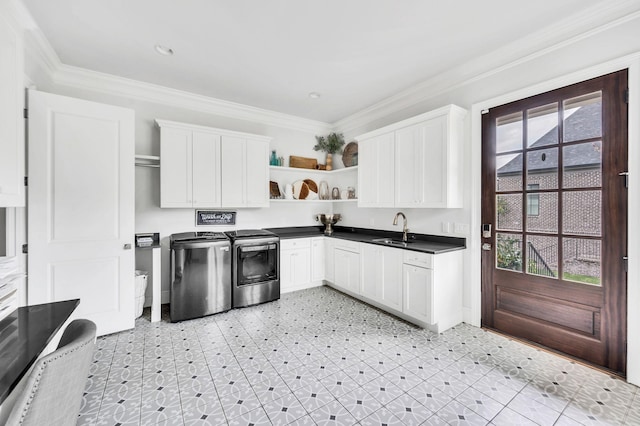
[221,135,269,208]
[356,105,466,209]
[0,13,24,207]
[245,138,269,207]
[357,132,394,208]
[157,120,270,208]
[192,131,221,207]
[220,136,245,207]
[159,126,192,207]
[159,124,221,208]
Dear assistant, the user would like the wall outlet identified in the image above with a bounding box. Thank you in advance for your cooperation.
[454,223,470,235]
[441,222,452,233]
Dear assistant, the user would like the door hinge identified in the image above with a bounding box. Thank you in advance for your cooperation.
[625,88,629,104]
[623,256,628,272]
[24,176,28,186]
[23,108,28,119]
[619,171,629,188]
[22,244,28,254]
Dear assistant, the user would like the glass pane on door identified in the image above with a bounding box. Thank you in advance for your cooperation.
[563,92,602,142]
[563,238,601,286]
[497,233,522,272]
[562,191,601,237]
[526,235,558,278]
[496,112,523,153]
[563,142,602,189]
[527,103,558,147]
[496,194,522,231]
[497,153,522,191]
[527,148,558,189]
[526,192,558,233]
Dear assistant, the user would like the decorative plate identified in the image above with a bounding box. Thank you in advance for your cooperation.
[292,180,310,199]
[342,141,358,167]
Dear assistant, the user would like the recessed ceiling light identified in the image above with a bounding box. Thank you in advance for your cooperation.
[154,44,174,56]
[308,92,321,99]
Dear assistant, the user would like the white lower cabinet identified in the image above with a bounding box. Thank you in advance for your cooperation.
[402,264,433,324]
[311,237,325,282]
[360,244,402,311]
[324,237,334,283]
[280,238,311,293]
[332,239,361,295]
[325,239,463,333]
[402,250,462,332]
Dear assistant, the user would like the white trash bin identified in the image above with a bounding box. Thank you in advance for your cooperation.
[135,270,148,318]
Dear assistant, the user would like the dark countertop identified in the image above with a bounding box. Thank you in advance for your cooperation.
[0,299,79,405]
[266,226,466,254]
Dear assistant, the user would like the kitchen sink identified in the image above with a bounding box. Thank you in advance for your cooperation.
[371,238,410,247]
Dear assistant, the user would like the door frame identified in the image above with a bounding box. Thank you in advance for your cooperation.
[469,53,640,384]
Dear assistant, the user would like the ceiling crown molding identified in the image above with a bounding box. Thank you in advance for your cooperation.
[333,0,640,134]
[53,64,332,133]
[16,1,331,135]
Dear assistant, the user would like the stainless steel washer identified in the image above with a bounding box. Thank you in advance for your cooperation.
[170,232,231,322]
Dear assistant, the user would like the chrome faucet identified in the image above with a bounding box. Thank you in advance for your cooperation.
[393,212,409,243]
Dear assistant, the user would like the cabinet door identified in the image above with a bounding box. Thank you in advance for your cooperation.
[280,249,295,293]
[160,127,192,208]
[334,249,360,294]
[245,138,269,207]
[292,247,311,287]
[280,247,310,293]
[325,238,335,282]
[358,133,394,207]
[220,136,246,207]
[0,15,24,207]
[360,244,381,301]
[311,237,325,282]
[402,264,433,324]
[361,244,402,310]
[380,246,403,311]
[192,131,220,207]
[395,117,448,208]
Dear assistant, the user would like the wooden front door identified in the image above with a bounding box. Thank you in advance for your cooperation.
[481,70,628,374]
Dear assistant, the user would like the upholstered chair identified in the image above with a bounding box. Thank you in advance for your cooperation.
[5,319,97,426]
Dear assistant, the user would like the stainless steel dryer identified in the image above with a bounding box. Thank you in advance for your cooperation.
[170,232,231,322]
[225,230,280,308]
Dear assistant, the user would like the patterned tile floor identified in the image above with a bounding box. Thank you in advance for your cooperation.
[78,286,639,425]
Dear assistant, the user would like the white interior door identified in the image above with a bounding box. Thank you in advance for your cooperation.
[28,90,135,336]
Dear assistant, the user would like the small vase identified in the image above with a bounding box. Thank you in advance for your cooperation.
[270,150,278,166]
[326,153,333,171]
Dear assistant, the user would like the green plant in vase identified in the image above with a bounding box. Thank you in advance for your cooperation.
[313,132,345,170]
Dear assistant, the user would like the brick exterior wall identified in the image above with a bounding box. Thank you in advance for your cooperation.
[496,168,601,282]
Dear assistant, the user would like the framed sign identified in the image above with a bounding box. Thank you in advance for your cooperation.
[196,210,236,226]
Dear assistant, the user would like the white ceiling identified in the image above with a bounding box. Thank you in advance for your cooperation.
[21,0,618,123]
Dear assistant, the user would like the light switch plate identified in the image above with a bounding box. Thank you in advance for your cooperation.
[454,223,470,235]
[442,222,452,233]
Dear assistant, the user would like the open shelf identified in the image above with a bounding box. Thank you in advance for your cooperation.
[270,199,357,204]
[269,166,357,174]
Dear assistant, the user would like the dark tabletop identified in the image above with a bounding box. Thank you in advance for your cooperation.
[0,299,79,404]
[266,226,466,254]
